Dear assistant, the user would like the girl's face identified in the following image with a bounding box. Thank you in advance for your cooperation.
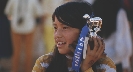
[53,16,80,55]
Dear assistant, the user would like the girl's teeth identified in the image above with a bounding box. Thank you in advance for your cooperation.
[58,42,65,45]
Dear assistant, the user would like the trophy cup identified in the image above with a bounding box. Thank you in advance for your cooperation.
[83,14,102,37]
[83,14,102,59]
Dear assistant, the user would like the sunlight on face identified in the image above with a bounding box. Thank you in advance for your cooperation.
[53,16,80,55]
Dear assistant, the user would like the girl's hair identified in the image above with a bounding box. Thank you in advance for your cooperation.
[52,1,93,30]
[46,1,95,72]
[46,46,68,72]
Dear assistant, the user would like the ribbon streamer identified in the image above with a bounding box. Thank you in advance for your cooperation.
[72,24,89,72]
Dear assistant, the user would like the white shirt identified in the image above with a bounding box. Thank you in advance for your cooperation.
[5,0,44,34]
[104,8,132,69]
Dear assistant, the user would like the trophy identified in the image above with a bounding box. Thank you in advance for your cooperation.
[83,14,102,37]
[82,14,102,59]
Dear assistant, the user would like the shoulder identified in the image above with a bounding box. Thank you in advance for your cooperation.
[38,52,53,63]
[32,52,53,72]
[96,54,116,72]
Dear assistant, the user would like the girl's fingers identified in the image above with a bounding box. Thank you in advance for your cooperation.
[102,41,105,53]
[84,36,105,68]
[93,36,99,51]
[96,36,103,53]
[86,44,91,54]
[96,37,105,58]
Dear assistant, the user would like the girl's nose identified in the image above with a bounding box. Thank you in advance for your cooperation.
[54,29,63,39]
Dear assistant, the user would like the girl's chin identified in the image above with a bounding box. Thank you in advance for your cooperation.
[58,49,73,56]
[58,49,69,54]
[58,50,67,54]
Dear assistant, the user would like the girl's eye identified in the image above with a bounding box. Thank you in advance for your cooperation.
[63,27,69,29]
[53,27,57,30]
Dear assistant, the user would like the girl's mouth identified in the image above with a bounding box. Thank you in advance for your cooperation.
[57,42,66,47]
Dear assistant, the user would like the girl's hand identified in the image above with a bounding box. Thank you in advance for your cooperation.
[81,36,105,72]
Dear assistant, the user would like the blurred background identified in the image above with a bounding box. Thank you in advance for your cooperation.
[0,0,132,72]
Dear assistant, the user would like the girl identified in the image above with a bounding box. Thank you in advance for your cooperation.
[32,1,116,72]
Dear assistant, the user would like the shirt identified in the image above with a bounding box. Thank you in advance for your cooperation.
[5,0,44,34]
[32,52,116,72]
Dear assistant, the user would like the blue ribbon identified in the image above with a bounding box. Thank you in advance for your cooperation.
[72,24,89,72]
